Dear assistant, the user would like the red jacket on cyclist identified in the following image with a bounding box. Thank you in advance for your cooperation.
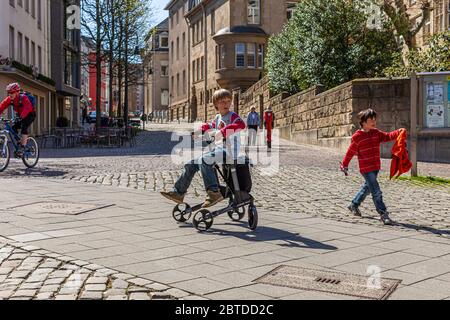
[0,83,34,119]
[0,83,36,149]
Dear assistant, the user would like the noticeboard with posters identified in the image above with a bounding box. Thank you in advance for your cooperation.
[425,81,448,128]
[448,77,450,127]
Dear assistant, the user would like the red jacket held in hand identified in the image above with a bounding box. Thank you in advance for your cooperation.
[390,128,412,179]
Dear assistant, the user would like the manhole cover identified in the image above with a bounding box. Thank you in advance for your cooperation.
[8,202,115,215]
[254,265,401,300]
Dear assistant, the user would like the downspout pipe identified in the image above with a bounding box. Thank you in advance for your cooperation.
[202,3,208,122]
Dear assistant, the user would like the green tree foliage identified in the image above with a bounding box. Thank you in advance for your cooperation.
[266,27,299,94]
[266,0,399,94]
[383,31,450,77]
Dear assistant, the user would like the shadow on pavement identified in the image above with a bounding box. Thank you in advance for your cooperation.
[395,222,450,236]
[0,166,68,178]
[38,130,185,159]
[364,215,450,236]
[182,224,338,250]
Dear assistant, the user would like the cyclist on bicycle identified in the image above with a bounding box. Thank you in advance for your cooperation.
[0,83,36,156]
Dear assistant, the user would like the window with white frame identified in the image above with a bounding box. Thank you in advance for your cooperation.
[434,0,444,33]
[236,43,245,67]
[160,34,168,48]
[211,9,216,34]
[18,32,23,63]
[448,1,450,31]
[201,56,204,80]
[9,26,15,60]
[248,0,260,25]
[161,90,169,106]
[423,15,431,41]
[247,43,255,68]
[287,2,296,20]
[31,41,35,66]
[182,32,186,56]
[257,44,264,69]
[220,44,226,69]
[161,60,169,76]
[215,46,219,70]
[183,70,186,94]
[38,45,42,72]
[196,58,200,81]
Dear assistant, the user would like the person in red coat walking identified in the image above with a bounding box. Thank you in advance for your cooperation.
[264,106,275,149]
[340,109,405,225]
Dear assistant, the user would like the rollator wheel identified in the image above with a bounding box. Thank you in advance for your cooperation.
[172,203,192,223]
[228,206,246,222]
[192,209,214,232]
[248,205,258,231]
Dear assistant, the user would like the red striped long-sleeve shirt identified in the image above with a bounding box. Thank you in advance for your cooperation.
[342,128,401,174]
[200,111,246,138]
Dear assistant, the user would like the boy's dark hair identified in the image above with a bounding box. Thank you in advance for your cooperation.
[358,109,377,127]
[212,89,232,110]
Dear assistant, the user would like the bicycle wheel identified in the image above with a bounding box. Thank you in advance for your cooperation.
[0,135,10,172]
[22,137,39,168]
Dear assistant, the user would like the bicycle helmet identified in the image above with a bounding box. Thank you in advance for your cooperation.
[6,83,21,93]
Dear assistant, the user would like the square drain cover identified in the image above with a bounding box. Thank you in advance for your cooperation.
[254,265,401,300]
[9,202,115,215]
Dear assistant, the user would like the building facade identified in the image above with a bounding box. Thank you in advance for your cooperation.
[165,0,300,122]
[406,0,450,48]
[88,53,108,114]
[143,18,170,119]
[164,0,449,123]
[51,0,81,127]
[165,1,190,121]
[80,36,91,112]
[0,0,55,135]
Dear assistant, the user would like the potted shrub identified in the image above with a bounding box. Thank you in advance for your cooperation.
[56,116,70,128]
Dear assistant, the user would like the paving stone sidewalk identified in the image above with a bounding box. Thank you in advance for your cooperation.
[0,236,196,300]
[1,178,450,300]
[1,124,450,300]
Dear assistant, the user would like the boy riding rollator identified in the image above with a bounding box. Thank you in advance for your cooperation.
[340,108,406,225]
[161,89,246,208]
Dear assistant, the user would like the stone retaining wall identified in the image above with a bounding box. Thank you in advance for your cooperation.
[237,77,411,157]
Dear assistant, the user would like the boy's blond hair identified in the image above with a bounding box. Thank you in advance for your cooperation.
[212,89,232,109]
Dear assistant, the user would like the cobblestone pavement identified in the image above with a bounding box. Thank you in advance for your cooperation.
[0,236,196,300]
[2,124,449,237]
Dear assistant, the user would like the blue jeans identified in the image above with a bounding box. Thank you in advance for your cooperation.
[174,149,226,195]
[352,170,387,214]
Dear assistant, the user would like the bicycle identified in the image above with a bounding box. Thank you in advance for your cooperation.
[0,117,40,172]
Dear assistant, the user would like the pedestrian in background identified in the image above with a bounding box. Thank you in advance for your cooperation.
[264,106,275,149]
[82,106,88,125]
[246,107,260,146]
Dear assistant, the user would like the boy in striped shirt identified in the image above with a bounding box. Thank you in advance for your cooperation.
[161,89,246,208]
[340,109,405,225]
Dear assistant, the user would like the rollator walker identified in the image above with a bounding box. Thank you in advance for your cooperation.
[171,131,258,232]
